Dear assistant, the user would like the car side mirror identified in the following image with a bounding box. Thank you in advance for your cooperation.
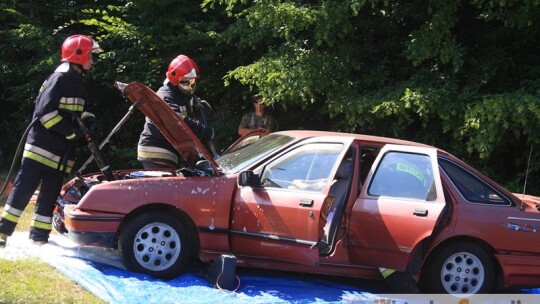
[238,171,262,188]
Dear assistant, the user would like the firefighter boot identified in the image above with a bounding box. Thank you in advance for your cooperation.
[384,270,420,293]
[30,240,47,246]
[0,233,7,248]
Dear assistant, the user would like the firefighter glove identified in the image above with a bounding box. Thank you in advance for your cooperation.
[198,125,214,142]
[86,121,100,138]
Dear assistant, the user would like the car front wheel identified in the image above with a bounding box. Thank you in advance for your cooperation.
[119,211,191,279]
[423,242,495,294]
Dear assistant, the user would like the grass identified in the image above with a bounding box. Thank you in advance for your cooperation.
[1,173,105,304]
[0,258,104,304]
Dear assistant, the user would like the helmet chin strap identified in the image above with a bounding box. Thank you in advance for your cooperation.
[76,63,93,76]
[69,63,84,74]
[57,62,86,75]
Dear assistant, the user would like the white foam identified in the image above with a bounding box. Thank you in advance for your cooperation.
[0,231,124,269]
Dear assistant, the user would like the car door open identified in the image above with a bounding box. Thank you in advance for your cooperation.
[348,144,446,271]
[231,140,350,265]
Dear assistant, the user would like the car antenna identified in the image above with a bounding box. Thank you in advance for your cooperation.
[520,145,533,211]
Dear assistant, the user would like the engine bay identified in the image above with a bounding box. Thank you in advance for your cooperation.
[53,160,217,234]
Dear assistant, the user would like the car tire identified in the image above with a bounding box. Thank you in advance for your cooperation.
[119,211,191,279]
[423,241,495,294]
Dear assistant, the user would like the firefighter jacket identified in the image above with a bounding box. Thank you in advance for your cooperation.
[137,81,213,165]
[23,63,98,175]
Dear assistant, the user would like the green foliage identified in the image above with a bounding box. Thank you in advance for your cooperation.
[212,0,540,193]
[405,1,464,72]
[473,0,540,28]
[463,93,540,157]
[1,0,540,194]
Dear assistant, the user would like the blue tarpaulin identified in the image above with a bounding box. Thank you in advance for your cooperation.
[1,232,380,303]
[1,232,538,303]
[47,258,381,304]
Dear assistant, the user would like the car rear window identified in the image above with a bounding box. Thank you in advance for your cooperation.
[439,158,511,206]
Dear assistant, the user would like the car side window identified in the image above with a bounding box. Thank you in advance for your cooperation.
[260,143,343,192]
[439,158,510,205]
[368,151,436,201]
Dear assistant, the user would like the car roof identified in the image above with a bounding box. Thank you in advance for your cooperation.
[274,130,433,148]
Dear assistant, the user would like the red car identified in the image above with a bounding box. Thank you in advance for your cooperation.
[54,82,540,294]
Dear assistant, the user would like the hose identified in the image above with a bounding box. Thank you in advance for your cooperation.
[0,117,40,199]
[72,114,115,181]
[196,97,219,158]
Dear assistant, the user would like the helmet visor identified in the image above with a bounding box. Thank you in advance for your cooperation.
[92,39,103,53]
[183,68,198,79]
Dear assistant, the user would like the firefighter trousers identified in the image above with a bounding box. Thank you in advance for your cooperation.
[0,159,63,242]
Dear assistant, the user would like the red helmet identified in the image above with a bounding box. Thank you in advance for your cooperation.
[61,35,103,65]
[166,55,199,86]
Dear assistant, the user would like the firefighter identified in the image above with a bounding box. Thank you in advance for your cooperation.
[137,54,214,169]
[237,95,278,137]
[0,34,102,247]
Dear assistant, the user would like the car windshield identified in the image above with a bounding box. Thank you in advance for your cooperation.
[216,134,294,174]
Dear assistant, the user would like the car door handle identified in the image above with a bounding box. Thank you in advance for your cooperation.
[299,199,314,207]
[413,208,428,217]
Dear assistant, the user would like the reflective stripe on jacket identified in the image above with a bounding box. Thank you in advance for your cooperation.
[25,63,96,174]
[137,81,211,165]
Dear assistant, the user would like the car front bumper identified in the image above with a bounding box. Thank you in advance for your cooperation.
[63,204,123,248]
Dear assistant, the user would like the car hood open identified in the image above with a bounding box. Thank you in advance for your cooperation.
[120,82,220,173]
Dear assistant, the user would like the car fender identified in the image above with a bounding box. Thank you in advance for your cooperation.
[75,176,238,248]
